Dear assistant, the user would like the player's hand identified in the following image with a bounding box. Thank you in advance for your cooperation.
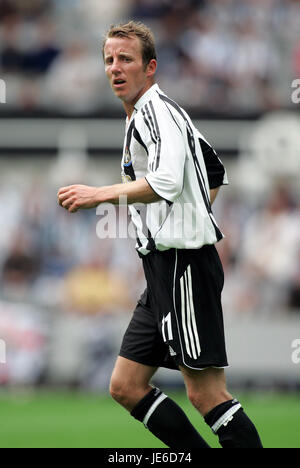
[57,184,100,213]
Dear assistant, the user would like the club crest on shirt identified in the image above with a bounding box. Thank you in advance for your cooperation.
[124,147,132,166]
[122,146,136,183]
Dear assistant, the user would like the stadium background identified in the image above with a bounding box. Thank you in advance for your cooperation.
[0,0,300,448]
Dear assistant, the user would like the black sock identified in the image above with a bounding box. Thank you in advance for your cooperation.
[204,399,263,448]
[131,387,210,448]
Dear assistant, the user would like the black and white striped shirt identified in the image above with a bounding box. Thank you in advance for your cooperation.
[121,84,228,255]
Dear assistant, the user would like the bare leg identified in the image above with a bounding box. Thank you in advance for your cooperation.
[180,366,232,416]
[110,356,158,411]
[110,356,210,448]
[180,366,262,448]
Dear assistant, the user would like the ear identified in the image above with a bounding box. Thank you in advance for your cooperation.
[146,59,157,78]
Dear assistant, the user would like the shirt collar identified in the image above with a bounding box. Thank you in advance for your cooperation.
[134,83,160,111]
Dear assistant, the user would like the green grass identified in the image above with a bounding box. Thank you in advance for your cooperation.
[0,389,299,448]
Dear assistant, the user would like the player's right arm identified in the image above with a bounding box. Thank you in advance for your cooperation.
[57,177,161,213]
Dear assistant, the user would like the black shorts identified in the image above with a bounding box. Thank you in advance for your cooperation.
[119,245,228,370]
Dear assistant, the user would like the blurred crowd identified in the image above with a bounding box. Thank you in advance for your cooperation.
[0,0,299,114]
[216,183,300,318]
[0,156,146,388]
[0,0,300,389]
[0,155,300,388]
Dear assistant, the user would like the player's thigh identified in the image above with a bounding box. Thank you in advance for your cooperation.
[110,356,158,410]
[179,365,232,416]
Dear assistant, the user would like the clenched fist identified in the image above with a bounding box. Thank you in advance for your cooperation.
[57,184,101,213]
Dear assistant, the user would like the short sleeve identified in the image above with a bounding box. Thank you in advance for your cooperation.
[199,137,228,189]
[143,101,186,203]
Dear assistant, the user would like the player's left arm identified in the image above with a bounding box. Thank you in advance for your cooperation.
[210,186,220,205]
[57,178,161,213]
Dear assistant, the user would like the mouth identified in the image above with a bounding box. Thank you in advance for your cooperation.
[113,78,126,88]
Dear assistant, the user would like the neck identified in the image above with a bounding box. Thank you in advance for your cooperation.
[123,80,156,119]
[123,102,135,120]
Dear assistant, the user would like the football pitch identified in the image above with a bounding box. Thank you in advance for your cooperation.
[0,390,299,448]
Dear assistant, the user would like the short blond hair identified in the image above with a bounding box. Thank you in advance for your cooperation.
[102,20,157,67]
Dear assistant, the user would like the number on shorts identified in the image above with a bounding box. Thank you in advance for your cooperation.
[162,312,173,342]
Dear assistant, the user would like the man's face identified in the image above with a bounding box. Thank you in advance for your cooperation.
[104,36,156,107]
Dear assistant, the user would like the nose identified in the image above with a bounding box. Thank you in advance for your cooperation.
[110,59,122,75]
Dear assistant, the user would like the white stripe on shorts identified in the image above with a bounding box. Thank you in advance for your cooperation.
[179,265,201,360]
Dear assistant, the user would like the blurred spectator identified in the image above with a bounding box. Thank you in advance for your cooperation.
[292,40,300,77]
[1,231,41,302]
[76,0,133,28]
[0,14,24,73]
[0,301,48,386]
[22,18,61,75]
[63,263,132,315]
[0,0,50,19]
[0,0,17,20]
[223,185,300,316]
[130,0,172,19]
[2,0,51,18]
[227,20,280,111]
[43,37,104,114]
[179,14,232,110]
[288,255,300,312]
[0,0,299,114]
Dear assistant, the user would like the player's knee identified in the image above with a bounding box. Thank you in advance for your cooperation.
[187,388,207,415]
[109,378,129,407]
[187,388,231,417]
[109,377,146,412]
